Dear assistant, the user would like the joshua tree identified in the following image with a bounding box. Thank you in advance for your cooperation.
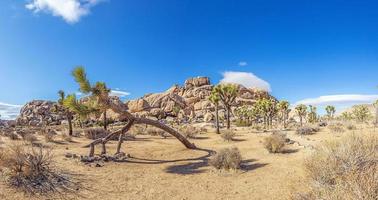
[340,111,353,121]
[70,66,195,157]
[325,105,336,120]
[352,105,371,123]
[255,98,276,129]
[373,100,378,126]
[308,105,318,124]
[277,100,290,128]
[57,90,74,136]
[213,84,238,129]
[209,91,221,134]
[295,104,307,126]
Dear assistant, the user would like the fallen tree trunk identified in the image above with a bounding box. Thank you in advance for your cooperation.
[84,101,196,157]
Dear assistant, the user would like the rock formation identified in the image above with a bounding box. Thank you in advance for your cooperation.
[15,77,274,126]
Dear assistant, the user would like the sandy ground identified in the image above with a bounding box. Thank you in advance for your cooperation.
[1,124,376,200]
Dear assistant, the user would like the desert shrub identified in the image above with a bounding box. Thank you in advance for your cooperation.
[7,132,19,140]
[209,147,242,170]
[23,134,38,144]
[146,127,168,138]
[300,134,378,200]
[263,133,286,153]
[84,128,112,140]
[44,133,55,142]
[220,130,235,141]
[180,125,198,139]
[345,123,357,130]
[296,126,319,135]
[235,119,251,127]
[328,122,345,133]
[61,134,73,142]
[0,143,76,194]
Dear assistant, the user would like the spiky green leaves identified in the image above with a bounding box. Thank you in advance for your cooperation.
[72,66,92,94]
[295,104,307,117]
[212,83,238,107]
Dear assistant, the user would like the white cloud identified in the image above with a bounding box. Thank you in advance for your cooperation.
[25,0,103,24]
[295,94,378,106]
[238,61,248,67]
[0,102,23,120]
[110,90,130,98]
[220,71,271,92]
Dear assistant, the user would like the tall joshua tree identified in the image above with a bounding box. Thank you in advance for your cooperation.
[57,90,74,136]
[72,67,111,130]
[325,105,336,120]
[213,83,238,129]
[295,104,307,127]
[308,105,318,124]
[209,91,221,134]
[71,66,195,157]
[277,100,290,128]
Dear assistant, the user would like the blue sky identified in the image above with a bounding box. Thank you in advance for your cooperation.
[1,0,378,119]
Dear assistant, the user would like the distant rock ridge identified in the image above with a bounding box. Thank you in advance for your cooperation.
[16,77,275,126]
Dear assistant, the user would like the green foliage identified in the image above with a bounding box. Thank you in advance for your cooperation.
[352,105,372,122]
[295,104,307,126]
[72,66,91,94]
[340,111,354,121]
[325,105,336,119]
[307,105,318,124]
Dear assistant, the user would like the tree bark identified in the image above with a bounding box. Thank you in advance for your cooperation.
[226,107,231,129]
[67,113,73,136]
[215,104,220,134]
[103,110,107,130]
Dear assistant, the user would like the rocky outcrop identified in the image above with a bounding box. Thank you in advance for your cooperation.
[16,100,65,126]
[128,77,273,121]
[15,77,274,126]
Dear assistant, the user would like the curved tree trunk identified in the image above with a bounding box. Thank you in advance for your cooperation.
[84,101,196,157]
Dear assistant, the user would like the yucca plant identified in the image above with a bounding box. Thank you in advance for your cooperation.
[213,83,238,129]
[295,104,307,127]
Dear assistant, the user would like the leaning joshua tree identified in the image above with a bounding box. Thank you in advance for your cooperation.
[70,66,195,157]
[213,83,238,129]
[295,104,307,127]
[209,90,221,134]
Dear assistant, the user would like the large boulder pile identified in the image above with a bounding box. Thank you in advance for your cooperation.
[16,100,65,126]
[126,77,273,121]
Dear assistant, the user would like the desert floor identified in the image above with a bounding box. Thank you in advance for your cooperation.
[1,124,376,200]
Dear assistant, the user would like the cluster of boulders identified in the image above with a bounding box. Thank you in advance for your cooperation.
[16,100,66,126]
[125,77,273,122]
[15,77,274,126]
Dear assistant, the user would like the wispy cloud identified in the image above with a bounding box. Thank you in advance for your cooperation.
[25,0,104,24]
[220,71,271,92]
[0,102,22,120]
[238,61,248,67]
[295,94,378,106]
[110,90,130,98]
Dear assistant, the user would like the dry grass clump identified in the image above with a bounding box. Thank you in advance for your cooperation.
[263,133,286,153]
[296,134,378,200]
[7,132,19,140]
[180,125,199,139]
[209,147,242,170]
[345,123,357,130]
[44,131,56,143]
[23,134,38,144]
[61,134,73,142]
[328,122,345,133]
[0,143,76,194]
[145,126,169,138]
[220,130,235,141]
[296,125,320,135]
[84,128,111,140]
